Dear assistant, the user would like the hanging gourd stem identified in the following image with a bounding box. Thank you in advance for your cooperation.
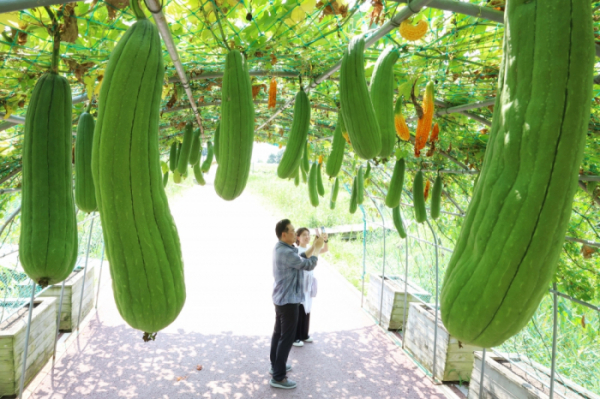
[44,7,60,74]
[130,0,147,20]
[86,100,93,113]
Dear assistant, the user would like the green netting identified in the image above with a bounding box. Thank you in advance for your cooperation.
[0,0,598,179]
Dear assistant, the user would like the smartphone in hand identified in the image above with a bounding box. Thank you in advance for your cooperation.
[320,226,326,234]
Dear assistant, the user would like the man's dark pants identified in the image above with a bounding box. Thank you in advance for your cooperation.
[270,303,299,381]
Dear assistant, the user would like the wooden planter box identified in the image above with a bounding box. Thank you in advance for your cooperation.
[404,302,482,382]
[468,352,599,399]
[365,273,431,330]
[0,297,58,397]
[39,259,98,332]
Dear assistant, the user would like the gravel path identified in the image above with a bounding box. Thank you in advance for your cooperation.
[26,176,448,399]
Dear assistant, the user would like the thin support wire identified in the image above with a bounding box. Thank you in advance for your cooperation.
[426,219,441,384]
[371,201,387,327]
[77,217,95,331]
[401,235,409,348]
[359,204,367,308]
[549,282,558,399]
[17,280,36,399]
[95,244,105,310]
[478,348,487,399]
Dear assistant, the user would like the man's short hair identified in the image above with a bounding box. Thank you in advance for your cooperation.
[275,219,291,239]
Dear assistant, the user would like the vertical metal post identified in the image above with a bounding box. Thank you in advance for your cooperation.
[17,280,36,399]
[360,206,367,308]
[478,348,487,399]
[95,244,105,309]
[375,204,386,327]
[549,282,558,398]
[77,217,95,331]
[52,281,66,364]
[402,235,409,346]
[426,220,440,382]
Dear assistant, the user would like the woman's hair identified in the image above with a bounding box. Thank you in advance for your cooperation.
[295,227,309,246]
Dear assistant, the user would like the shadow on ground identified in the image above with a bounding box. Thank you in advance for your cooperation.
[33,315,443,399]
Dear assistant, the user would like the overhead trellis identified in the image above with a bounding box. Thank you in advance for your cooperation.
[0,0,599,184]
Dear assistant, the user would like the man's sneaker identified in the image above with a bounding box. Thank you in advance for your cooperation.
[292,340,304,347]
[269,364,292,375]
[304,337,313,343]
[269,378,297,389]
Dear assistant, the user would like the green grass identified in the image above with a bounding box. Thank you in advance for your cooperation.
[246,164,364,228]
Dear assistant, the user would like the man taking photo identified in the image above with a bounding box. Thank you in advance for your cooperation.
[269,219,324,389]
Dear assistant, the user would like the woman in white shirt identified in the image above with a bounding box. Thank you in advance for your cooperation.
[293,227,328,347]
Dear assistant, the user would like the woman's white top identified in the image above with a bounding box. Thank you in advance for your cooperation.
[298,246,317,314]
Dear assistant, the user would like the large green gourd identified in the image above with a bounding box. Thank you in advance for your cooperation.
[413,171,427,223]
[369,46,399,159]
[213,122,220,164]
[75,107,97,213]
[340,35,381,159]
[308,162,319,207]
[177,122,193,174]
[430,174,442,220]
[20,67,77,287]
[392,205,407,239]
[325,113,346,178]
[385,158,405,208]
[169,141,177,172]
[317,163,325,197]
[215,50,255,200]
[278,89,311,179]
[441,0,594,348]
[349,177,358,214]
[357,166,364,205]
[329,177,340,210]
[188,129,201,166]
[201,141,214,173]
[92,2,186,340]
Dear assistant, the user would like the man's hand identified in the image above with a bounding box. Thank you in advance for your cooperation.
[321,232,328,242]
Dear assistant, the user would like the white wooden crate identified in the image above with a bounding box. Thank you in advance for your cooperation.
[404,302,482,382]
[365,273,430,330]
[468,352,599,399]
[0,297,57,397]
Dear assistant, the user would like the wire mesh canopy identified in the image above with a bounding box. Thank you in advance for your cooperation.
[0,0,598,184]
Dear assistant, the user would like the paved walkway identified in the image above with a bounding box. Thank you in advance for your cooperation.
[26,175,448,399]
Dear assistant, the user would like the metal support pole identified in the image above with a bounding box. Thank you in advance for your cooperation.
[402,235,409,346]
[426,220,440,383]
[52,281,66,364]
[95,243,105,310]
[373,202,387,327]
[478,348,487,399]
[360,205,367,308]
[146,0,204,135]
[17,281,36,399]
[549,283,558,398]
[77,218,95,331]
